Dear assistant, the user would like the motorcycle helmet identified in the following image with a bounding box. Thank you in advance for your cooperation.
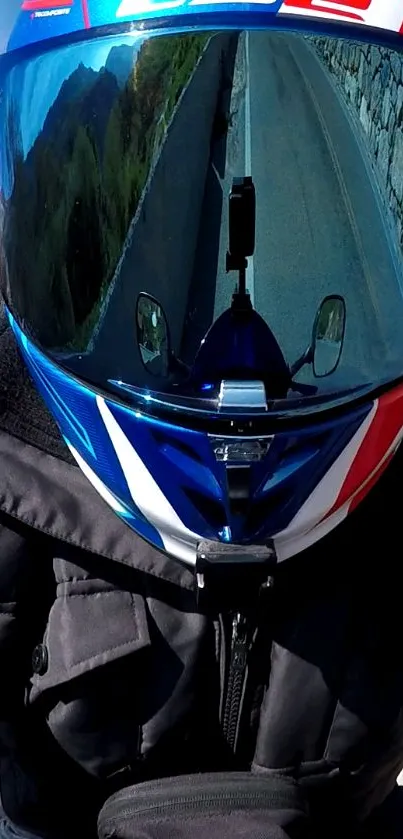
[2,0,403,575]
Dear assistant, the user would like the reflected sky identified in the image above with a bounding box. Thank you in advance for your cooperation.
[19,40,126,154]
[0,32,144,196]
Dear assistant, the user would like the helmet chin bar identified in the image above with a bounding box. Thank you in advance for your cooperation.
[196,539,276,611]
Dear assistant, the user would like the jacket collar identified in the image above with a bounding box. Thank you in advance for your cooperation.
[0,306,195,591]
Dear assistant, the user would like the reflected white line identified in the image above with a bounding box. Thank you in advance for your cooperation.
[245,31,255,306]
[245,31,252,176]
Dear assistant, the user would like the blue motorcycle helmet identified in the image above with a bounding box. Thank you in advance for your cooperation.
[2,0,403,576]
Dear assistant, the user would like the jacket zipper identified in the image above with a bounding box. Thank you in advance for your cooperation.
[222,612,252,753]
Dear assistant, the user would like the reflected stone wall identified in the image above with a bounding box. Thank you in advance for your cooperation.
[313,38,403,256]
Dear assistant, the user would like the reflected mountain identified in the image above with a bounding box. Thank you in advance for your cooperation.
[3,34,208,349]
[106,44,138,87]
[38,46,136,159]
[42,62,98,136]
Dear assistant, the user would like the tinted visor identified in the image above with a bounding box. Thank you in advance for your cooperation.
[2,28,403,418]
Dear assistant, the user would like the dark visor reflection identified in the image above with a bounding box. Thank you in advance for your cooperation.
[0,32,210,350]
[1,30,403,409]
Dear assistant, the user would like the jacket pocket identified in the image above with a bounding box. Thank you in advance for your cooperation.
[28,582,151,779]
[30,583,150,694]
[323,700,403,821]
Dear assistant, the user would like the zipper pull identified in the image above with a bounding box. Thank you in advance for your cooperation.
[231,613,249,671]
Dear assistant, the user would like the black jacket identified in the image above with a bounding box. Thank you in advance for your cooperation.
[1,311,403,839]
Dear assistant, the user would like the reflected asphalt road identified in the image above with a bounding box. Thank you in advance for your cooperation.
[89,32,403,394]
[187,32,403,388]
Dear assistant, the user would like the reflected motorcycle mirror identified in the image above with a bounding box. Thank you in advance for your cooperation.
[312,295,346,378]
[136,292,171,377]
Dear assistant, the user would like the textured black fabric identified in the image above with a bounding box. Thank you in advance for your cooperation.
[97,773,310,839]
[0,303,75,465]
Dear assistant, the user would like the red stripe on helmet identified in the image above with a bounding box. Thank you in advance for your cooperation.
[21,0,73,9]
[81,0,90,27]
[326,384,403,518]
[348,449,396,513]
[281,0,369,22]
